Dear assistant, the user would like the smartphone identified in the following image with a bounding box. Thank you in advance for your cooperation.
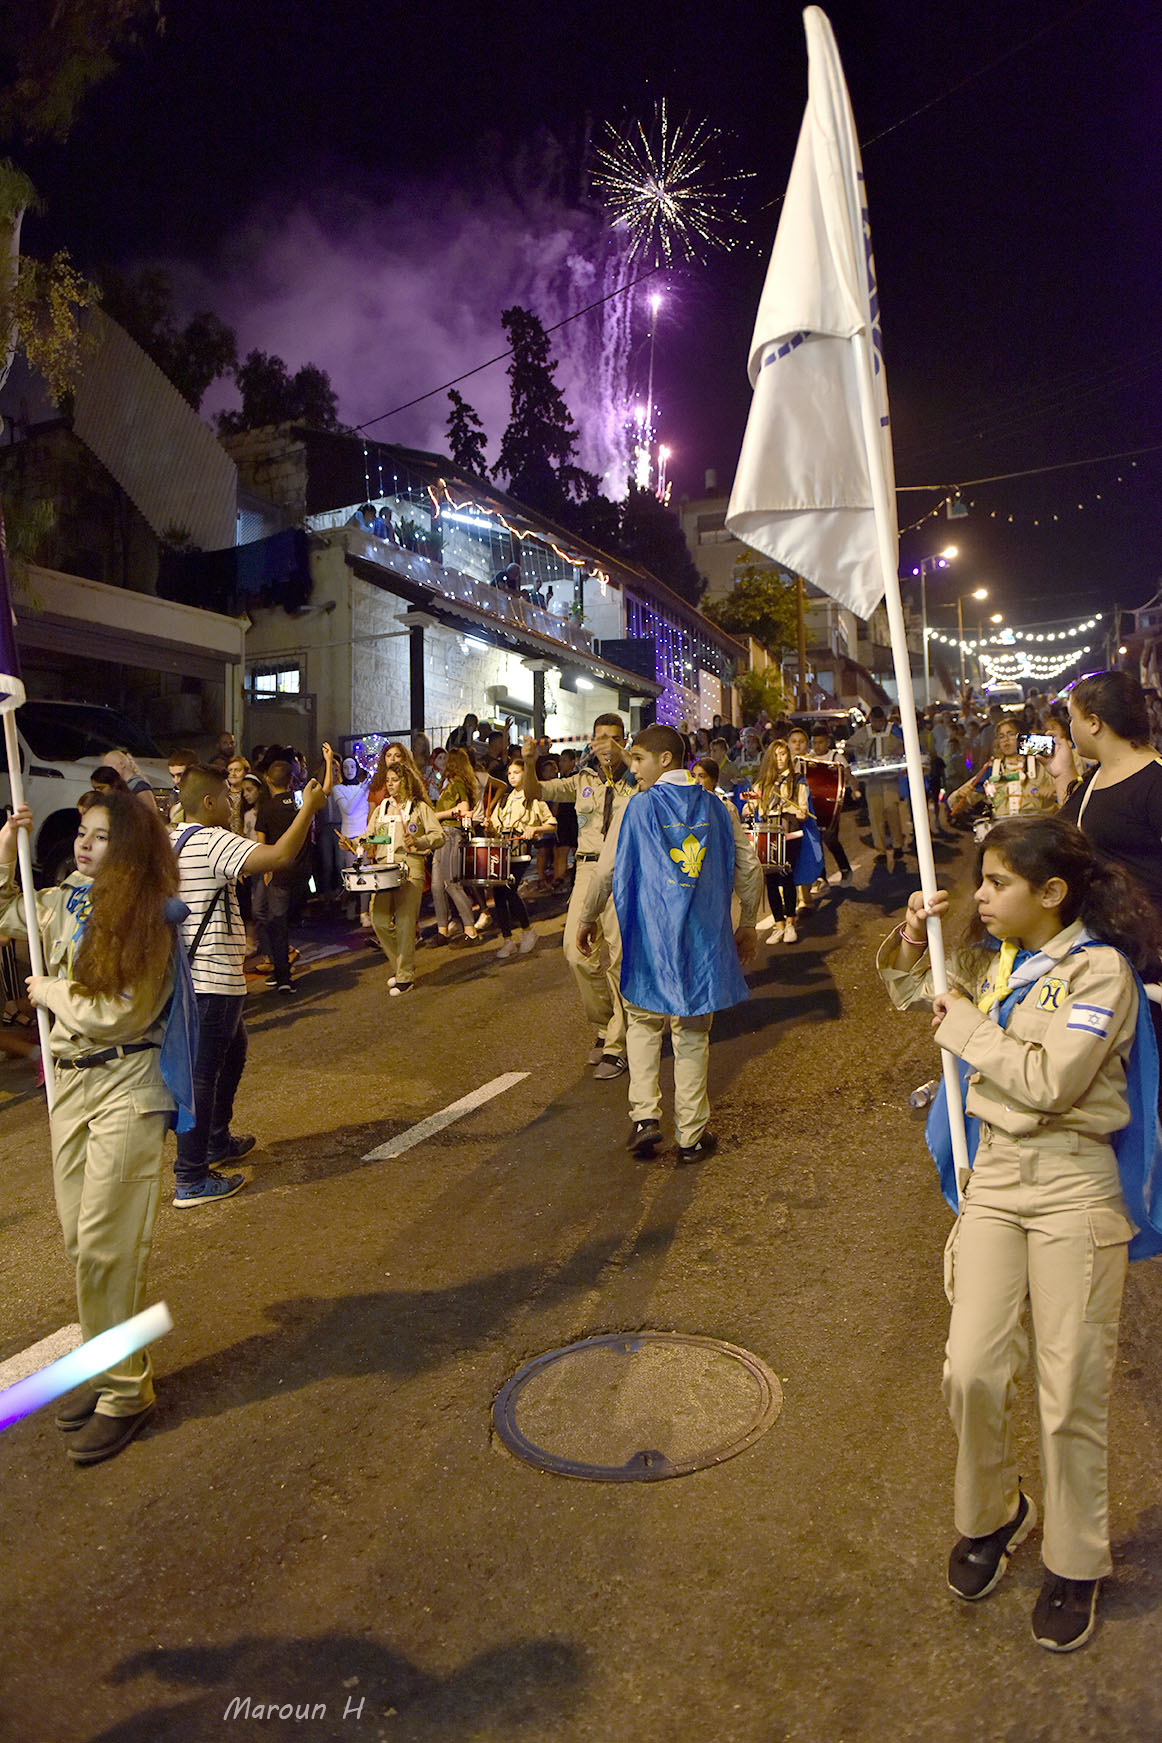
[1017,733,1055,756]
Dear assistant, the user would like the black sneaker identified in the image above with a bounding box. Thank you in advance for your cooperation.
[676,1131,718,1164]
[206,1133,256,1166]
[626,1119,663,1158]
[948,1491,1036,1600]
[1031,1573,1099,1652]
[276,981,298,995]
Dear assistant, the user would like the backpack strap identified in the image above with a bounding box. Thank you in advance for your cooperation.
[174,825,229,962]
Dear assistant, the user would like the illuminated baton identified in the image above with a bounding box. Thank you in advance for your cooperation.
[0,1302,173,1432]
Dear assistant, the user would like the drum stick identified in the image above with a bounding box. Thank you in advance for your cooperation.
[0,1302,174,1432]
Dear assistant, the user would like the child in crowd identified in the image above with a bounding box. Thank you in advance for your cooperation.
[362,762,444,994]
[491,758,555,959]
[577,724,761,1162]
[879,815,1162,1651]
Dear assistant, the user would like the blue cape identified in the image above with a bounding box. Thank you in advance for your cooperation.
[790,805,825,885]
[926,942,1162,1261]
[613,782,748,1017]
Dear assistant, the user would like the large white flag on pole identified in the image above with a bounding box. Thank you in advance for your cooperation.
[726,6,895,619]
[728,6,970,1194]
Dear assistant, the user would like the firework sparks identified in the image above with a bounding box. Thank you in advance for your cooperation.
[592,101,751,265]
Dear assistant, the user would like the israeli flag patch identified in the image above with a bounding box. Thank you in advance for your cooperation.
[1066,1003,1114,1038]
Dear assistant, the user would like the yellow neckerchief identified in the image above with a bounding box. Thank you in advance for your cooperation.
[977,938,1019,1015]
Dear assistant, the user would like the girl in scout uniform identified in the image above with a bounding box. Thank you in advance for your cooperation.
[947,716,1055,834]
[0,792,189,1466]
[491,758,555,959]
[880,815,1162,1651]
[363,762,444,995]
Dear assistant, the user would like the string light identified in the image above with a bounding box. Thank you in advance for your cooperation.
[427,478,611,593]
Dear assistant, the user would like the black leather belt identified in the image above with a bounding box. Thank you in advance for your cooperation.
[576,852,599,862]
[56,1042,159,1072]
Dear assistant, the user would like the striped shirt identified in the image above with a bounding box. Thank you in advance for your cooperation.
[172,825,259,996]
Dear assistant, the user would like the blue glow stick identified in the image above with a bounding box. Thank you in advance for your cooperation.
[0,1303,173,1432]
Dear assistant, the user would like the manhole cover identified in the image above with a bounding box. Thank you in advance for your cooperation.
[493,1332,782,1481]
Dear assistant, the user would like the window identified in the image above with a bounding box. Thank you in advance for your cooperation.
[248,666,301,697]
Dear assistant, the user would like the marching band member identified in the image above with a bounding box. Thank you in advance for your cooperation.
[523,714,635,1080]
[491,757,556,959]
[432,746,484,944]
[744,739,808,944]
[362,762,444,995]
[947,717,1055,835]
[576,725,761,1161]
[785,727,827,910]
[847,704,913,865]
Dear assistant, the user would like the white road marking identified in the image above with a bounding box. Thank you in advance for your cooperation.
[0,1323,82,1391]
[361,1072,530,1162]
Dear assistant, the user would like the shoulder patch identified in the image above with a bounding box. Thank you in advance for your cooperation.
[1036,977,1066,1012]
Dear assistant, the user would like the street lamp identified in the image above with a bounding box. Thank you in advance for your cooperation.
[956,587,988,694]
[911,545,958,706]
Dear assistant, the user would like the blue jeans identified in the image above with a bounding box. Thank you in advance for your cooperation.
[174,994,248,1185]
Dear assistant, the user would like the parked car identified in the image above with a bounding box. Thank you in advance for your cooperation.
[0,701,172,884]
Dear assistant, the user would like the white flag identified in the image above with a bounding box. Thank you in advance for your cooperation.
[727,6,897,620]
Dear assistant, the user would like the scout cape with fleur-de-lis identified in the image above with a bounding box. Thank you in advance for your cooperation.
[612,779,748,1017]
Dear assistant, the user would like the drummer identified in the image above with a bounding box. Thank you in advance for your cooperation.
[361,761,445,995]
[522,714,635,1080]
[743,739,811,944]
[490,758,556,959]
[808,726,854,883]
[783,729,827,915]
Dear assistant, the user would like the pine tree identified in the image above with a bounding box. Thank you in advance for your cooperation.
[217,351,339,434]
[446,388,488,476]
[493,306,595,517]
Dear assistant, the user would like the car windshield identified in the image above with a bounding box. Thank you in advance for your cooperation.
[17,702,162,764]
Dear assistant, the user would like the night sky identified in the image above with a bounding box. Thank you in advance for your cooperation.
[15,0,1162,637]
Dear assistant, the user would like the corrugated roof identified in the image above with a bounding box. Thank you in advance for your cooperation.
[72,309,237,551]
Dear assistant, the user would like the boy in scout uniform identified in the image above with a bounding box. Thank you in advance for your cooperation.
[522,715,635,1079]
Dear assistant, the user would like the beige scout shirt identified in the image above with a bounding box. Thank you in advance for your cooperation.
[365,798,444,882]
[496,790,555,836]
[581,772,763,931]
[877,917,1137,1142]
[538,766,635,856]
[0,864,172,1061]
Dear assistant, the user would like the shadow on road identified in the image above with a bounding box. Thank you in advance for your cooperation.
[90,1631,588,1741]
[153,1228,679,1428]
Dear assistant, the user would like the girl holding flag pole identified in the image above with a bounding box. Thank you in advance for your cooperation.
[879,815,1162,1650]
[0,794,197,1465]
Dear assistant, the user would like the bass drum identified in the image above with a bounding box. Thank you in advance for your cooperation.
[802,759,844,833]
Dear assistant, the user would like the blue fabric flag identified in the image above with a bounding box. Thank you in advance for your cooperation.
[791,804,825,885]
[926,942,1162,1261]
[160,896,200,1133]
[613,781,748,1017]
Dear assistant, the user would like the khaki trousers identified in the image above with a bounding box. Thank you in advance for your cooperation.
[866,784,912,853]
[51,1051,172,1416]
[625,1004,713,1147]
[370,873,423,985]
[942,1132,1133,1579]
[563,860,626,1058]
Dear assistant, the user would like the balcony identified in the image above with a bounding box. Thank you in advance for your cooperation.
[343,529,597,657]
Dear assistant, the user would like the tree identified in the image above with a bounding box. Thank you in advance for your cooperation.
[616,481,705,606]
[100,267,237,409]
[703,556,799,654]
[446,388,488,476]
[493,306,595,517]
[217,350,339,434]
[0,0,160,401]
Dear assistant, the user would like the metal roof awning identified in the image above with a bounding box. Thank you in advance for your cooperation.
[346,549,664,699]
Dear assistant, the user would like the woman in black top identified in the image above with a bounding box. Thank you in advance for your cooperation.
[1062,670,1162,914]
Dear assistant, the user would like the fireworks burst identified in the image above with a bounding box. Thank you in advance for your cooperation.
[591,100,751,266]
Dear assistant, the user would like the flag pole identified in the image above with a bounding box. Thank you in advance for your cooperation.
[846,336,969,1193]
[1,709,55,1111]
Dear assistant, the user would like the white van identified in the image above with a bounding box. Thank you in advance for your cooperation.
[0,701,172,884]
[983,682,1025,711]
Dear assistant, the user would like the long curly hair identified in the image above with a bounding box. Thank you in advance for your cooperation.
[958,815,1162,978]
[439,746,478,807]
[755,738,795,810]
[369,741,424,809]
[72,793,178,998]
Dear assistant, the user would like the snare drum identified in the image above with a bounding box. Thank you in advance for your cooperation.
[460,835,512,885]
[748,817,803,871]
[341,862,406,893]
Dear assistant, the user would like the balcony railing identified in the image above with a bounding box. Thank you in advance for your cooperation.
[343,529,597,655]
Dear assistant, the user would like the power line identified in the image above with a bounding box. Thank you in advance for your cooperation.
[896,439,1162,493]
[355,262,663,434]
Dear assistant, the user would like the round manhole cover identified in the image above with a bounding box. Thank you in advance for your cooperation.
[493,1332,782,1481]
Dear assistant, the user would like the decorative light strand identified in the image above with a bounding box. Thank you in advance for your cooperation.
[427,478,611,593]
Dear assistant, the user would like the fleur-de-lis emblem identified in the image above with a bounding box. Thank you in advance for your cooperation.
[669,832,705,878]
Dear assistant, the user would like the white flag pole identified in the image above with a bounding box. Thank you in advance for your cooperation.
[2,709,55,1111]
[845,322,971,1199]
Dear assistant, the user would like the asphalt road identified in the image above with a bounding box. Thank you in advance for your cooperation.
[2,826,1162,1743]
